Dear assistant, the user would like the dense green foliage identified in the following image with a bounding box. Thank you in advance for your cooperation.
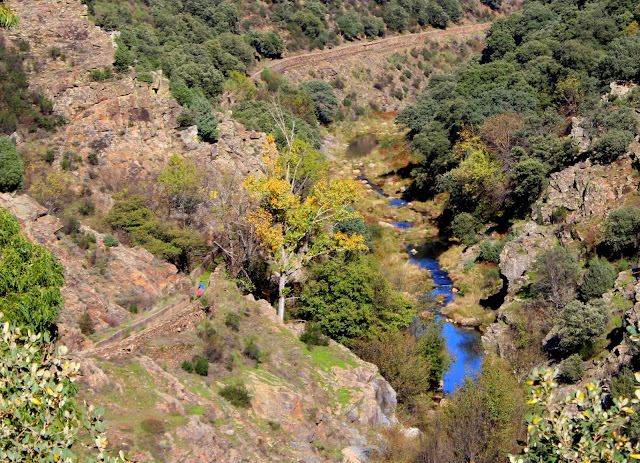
[298,254,415,343]
[0,209,64,335]
[106,193,207,270]
[511,367,640,463]
[299,80,339,125]
[0,38,63,135]
[579,257,617,301]
[601,205,640,256]
[398,0,640,225]
[0,136,23,192]
[218,383,252,408]
[549,299,608,357]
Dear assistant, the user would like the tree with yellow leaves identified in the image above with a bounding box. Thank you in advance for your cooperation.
[244,135,368,321]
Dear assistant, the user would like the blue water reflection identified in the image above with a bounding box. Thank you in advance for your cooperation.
[408,251,484,393]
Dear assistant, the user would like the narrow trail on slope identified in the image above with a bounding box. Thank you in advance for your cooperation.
[251,23,491,78]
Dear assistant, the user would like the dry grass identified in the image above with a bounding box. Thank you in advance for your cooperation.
[370,426,422,463]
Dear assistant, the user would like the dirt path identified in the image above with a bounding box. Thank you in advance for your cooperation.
[251,23,491,78]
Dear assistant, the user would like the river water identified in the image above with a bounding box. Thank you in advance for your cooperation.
[356,169,484,393]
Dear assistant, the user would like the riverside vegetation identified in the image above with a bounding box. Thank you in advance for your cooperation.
[2,0,640,461]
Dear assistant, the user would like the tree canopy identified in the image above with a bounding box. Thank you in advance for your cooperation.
[0,208,64,335]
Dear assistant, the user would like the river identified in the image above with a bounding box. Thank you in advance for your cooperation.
[351,136,484,392]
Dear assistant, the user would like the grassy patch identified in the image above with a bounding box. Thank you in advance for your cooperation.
[187,405,207,415]
[306,345,358,372]
[336,387,353,408]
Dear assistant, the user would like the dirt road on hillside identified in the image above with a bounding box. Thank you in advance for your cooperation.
[251,23,491,78]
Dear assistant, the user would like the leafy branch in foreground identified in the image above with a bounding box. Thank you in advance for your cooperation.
[510,366,640,463]
[0,316,128,462]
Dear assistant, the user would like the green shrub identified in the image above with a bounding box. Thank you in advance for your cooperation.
[299,80,339,124]
[549,299,608,356]
[557,353,584,383]
[0,209,65,334]
[194,355,209,376]
[551,206,569,224]
[299,322,329,348]
[78,311,95,336]
[478,240,504,264]
[298,254,415,344]
[0,137,24,192]
[243,338,265,363]
[136,72,153,84]
[601,205,640,256]
[87,150,99,165]
[103,234,119,248]
[78,199,95,216]
[218,383,252,408]
[451,213,478,245]
[62,216,81,235]
[225,312,240,332]
[619,258,630,272]
[181,360,194,373]
[113,43,133,72]
[89,67,113,82]
[43,149,55,164]
[579,257,617,301]
[72,231,96,250]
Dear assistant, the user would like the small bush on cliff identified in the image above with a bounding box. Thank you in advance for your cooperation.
[194,355,209,376]
[478,239,504,264]
[601,205,640,257]
[300,322,329,348]
[103,234,119,247]
[0,136,24,192]
[579,257,617,301]
[225,312,240,332]
[243,337,266,363]
[181,360,194,373]
[78,311,95,336]
[218,383,252,408]
[557,353,584,384]
[547,299,609,357]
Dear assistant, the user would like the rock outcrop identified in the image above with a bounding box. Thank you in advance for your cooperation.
[10,0,267,213]
[76,273,398,463]
[0,193,190,344]
[538,155,638,226]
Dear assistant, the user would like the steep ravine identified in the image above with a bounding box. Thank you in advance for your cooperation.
[349,136,484,392]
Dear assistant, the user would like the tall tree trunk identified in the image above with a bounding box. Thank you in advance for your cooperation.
[277,273,287,322]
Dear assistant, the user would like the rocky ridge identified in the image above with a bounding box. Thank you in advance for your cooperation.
[10,0,266,212]
[0,193,190,348]
[76,270,399,463]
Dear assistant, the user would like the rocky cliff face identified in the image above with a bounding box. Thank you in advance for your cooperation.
[10,0,266,212]
[0,193,190,347]
[77,271,398,463]
[486,149,640,383]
